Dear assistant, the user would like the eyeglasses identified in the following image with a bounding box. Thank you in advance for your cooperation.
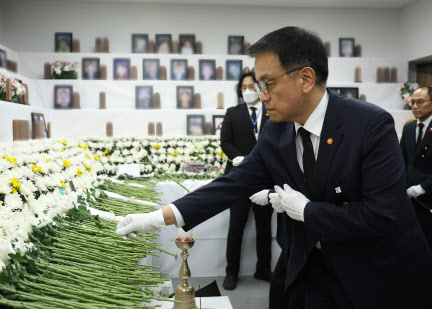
[241,84,256,92]
[409,99,432,107]
[254,67,304,94]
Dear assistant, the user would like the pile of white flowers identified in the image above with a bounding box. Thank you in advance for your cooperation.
[0,135,227,270]
[84,136,227,175]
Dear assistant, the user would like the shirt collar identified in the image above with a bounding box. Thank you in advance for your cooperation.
[294,90,329,138]
[247,101,263,110]
[418,113,432,128]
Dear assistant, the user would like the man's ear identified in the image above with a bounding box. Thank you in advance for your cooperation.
[298,67,316,94]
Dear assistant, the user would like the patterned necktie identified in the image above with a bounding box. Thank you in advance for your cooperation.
[250,107,257,133]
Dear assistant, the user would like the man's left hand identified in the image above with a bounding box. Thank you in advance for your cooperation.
[407,184,426,198]
[274,184,310,222]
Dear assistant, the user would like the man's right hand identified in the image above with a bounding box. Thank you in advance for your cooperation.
[232,156,244,167]
[116,209,166,236]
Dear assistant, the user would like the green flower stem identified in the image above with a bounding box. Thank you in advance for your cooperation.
[143,156,189,192]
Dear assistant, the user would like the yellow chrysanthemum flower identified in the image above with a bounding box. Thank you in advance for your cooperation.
[63,159,71,167]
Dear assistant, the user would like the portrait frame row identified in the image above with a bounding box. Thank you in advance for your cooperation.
[82,58,243,81]
[53,85,216,109]
[55,32,246,55]
[187,114,224,136]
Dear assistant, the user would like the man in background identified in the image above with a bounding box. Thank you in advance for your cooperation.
[400,85,432,247]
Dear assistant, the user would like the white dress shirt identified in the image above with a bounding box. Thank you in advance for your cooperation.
[416,114,432,142]
[170,94,329,229]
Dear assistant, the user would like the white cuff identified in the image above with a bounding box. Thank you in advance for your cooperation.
[169,203,185,228]
[417,185,426,195]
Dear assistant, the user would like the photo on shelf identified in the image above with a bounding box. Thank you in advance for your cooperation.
[171,59,188,81]
[199,60,216,81]
[143,59,160,80]
[82,58,100,80]
[0,49,7,68]
[177,86,194,109]
[187,115,205,136]
[155,34,172,54]
[54,85,73,109]
[55,32,73,53]
[135,86,154,109]
[212,115,224,136]
[329,87,359,99]
[228,35,244,55]
[226,60,243,81]
[31,113,48,138]
[113,58,131,80]
[179,34,196,55]
[339,38,355,57]
[131,34,149,53]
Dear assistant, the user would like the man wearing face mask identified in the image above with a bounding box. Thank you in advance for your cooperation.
[218,71,273,290]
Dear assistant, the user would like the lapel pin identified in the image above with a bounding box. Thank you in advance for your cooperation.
[430,128,432,133]
[266,113,269,116]
[327,138,333,145]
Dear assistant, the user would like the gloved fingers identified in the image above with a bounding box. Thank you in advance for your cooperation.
[116,216,129,229]
[116,224,135,236]
[283,183,295,193]
[274,185,285,197]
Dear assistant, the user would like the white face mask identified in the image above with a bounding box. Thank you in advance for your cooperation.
[242,89,259,104]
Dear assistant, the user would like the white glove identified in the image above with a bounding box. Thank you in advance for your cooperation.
[269,192,285,213]
[250,189,270,205]
[407,185,426,198]
[185,179,212,193]
[116,209,166,236]
[232,156,244,167]
[274,184,310,222]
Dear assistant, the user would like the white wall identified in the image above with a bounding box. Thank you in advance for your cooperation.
[401,0,432,62]
[2,0,401,57]
[0,0,5,44]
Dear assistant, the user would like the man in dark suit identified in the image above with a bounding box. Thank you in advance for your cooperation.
[117,27,432,308]
[400,85,432,248]
[220,71,272,290]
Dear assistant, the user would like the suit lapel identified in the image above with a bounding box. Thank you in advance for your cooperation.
[313,91,344,200]
[415,120,432,158]
[278,122,310,196]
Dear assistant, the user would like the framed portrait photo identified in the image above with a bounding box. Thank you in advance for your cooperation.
[226,60,243,81]
[339,38,355,58]
[143,59,160,80]
[31,113,48,138]
[179,34,196,55]
[0,49,7,68]
[187,115,205,136]
[171,59,188,81]
[199,59,216,81]
[132,34,149,53]
[228,35,244,55]
[329,87,359,99]
[82,58,100,80]
[113,58,130,80]
[212,115,224,136]
[55,32,73,53]
[177,86,194,109]
[54,85,73,109]
[155,34,172,54]
[135,86,154,109]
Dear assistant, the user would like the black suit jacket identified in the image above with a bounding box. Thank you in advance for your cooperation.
[174,90,432,308]
[400,119,432,206]
[220,103,269,175]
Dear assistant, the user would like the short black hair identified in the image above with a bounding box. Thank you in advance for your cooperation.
[236,71,256,98]
[416,85,432,99]
[248,27,328,85]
